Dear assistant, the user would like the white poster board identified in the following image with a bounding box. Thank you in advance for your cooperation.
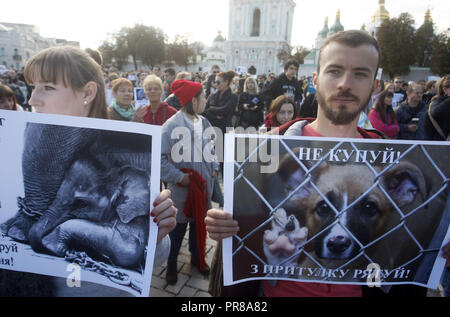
[0,110,161,297]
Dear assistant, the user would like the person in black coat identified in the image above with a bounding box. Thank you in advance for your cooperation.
[203,70,238,174]
[423,76,450,141]
[395,83,427,140]
[235,77,264,129]
[203,70,238,136]
[259,59,303,112]
[422,80,437,106]
[299,92,318,118]
[205,65,221,99]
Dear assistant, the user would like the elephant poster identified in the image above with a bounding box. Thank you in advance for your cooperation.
[0,110,161,297]
[222,133,450,289]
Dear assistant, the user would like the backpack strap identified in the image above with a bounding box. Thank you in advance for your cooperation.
[357,127,385,139]
[272,117,385,139]
[272,118,316,135]
[427,103,447,140]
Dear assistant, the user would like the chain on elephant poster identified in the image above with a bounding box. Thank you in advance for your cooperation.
[222,133,450,289]
[0,110,161,297]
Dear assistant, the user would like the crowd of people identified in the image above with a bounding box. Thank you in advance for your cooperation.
[0,29,449,298]
[5,52,446,144]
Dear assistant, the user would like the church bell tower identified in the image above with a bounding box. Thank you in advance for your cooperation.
[226,0,296,75]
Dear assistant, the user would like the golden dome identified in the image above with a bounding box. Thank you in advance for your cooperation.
[372,0,390,22]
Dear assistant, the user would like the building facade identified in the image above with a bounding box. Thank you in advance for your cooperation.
[299,10,345,78]
[205,31,227,70]
[225,0,296,75]
[0,22,79,70]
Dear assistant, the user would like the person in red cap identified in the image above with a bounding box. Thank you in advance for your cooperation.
[161,79,220,285]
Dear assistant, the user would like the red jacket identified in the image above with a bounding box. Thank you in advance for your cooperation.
[263,113,280,130]
[368,109,399,139]
[143,102,177,126]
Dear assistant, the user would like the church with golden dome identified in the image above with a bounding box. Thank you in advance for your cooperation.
[299,0,435,79]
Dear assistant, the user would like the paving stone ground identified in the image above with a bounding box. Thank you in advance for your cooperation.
[149,227,217,297]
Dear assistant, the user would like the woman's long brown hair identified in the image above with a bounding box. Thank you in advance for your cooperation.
[374,90,396,124]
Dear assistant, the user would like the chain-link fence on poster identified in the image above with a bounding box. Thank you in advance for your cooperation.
[231,136,449,285]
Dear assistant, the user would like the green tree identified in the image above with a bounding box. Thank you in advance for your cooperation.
[98,24,167,71]
[377,13,416,79]
[97,41,115,66]
[277,44,310,66]
[167,35,196,70]
[429,28,450,76]
[414,20,435,67]
[119,24,166,70]
[98,37,129,69]
[277,43,292,64]
[189,41,206,65]
[291,46,311,65]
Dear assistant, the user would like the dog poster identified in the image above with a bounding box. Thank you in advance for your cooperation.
[0,110,161,297]
[222,133,450,289]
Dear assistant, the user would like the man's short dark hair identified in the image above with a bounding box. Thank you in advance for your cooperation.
[317,30,381,78]
[164,68,176,77]
[284,58,299,71]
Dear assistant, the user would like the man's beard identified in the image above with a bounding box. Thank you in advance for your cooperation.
[316,85,371,125]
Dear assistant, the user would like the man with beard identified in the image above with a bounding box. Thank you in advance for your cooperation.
[205,30,448,298]
[283,31,379,139]
[206,30,381,298]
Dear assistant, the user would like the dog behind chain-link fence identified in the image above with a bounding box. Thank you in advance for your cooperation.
[231,138,448,285]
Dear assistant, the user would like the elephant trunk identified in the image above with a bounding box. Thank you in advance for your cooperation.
[28,217,51,253]
[28,207,72,254]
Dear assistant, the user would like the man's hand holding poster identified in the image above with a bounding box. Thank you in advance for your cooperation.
[0,110,161,297]
[222,133,450,289]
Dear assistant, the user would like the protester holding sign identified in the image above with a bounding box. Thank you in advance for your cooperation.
[160,80,220,285]
[205,30,450,297]
[107,78,147,122]
[0,46,176,297]
[235,77,263,129]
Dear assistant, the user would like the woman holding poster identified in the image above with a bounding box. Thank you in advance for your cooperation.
[0,46,176,297]
[107,78,147,122]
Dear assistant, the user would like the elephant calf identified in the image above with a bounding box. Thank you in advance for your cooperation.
[26,157,151,268]
[1,124,153,270]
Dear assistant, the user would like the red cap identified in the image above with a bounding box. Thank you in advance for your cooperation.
[171,80,203,106]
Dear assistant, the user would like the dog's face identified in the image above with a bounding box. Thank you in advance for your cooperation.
[301,165,392,260]
[278,151,427,261]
